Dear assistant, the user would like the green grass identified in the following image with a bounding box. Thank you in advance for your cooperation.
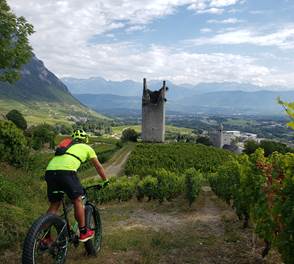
[0,99,108,125]
[0,157,49,251]
[112,125,193,136]
[92,143,117,154]
[223,118,258,127]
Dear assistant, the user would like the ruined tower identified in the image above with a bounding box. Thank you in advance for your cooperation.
[210,123,224,148]
[142,78,167,142]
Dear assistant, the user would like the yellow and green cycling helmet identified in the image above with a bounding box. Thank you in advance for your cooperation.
[71,129,89,143]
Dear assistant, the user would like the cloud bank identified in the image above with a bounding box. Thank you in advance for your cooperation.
[6,0,294,88]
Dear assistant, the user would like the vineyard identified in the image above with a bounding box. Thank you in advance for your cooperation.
[84,143,233,207]
[209,149,294,263]
[124,143,234,175]
[84,143,293,263]
[1,141,293,263]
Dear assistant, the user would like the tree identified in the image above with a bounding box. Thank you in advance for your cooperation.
[0,120,28,166]
[27,124,57,150]
[121,128,138,142]
[6,109,27,130]
[0,0,34,83]
[244,139,290,156]
[243,140,259,155]
[196,136,212,146]
[260,140,288,156]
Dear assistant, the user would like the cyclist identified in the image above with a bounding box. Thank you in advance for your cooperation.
[44,129,108,243]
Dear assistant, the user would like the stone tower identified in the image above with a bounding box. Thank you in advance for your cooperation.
[209,123,224,148]
[217,123,224,148]
[142,78,167,142]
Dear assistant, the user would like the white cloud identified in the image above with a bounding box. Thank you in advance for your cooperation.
[249,10,267,15]
[200,28,213,33]
[187,27,294,49]
[5,0,294,88]
[197,8,225,14]
[30,40,292,87]
[209,0,240,8]
[126,25,147,33]
[207,18,243,24]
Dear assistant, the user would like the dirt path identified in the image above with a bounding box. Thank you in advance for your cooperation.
[103,144,134,177]
[5,186,282,264]
[65,186,281,264]
[85,144,135,180]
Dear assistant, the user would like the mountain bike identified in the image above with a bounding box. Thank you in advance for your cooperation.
[22,184,103,264]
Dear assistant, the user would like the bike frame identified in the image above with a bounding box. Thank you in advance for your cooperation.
[56,184,102,244]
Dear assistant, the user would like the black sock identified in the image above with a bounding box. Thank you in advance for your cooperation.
[79,226,87,234]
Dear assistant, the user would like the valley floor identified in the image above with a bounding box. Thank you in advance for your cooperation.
[4,186,282,264]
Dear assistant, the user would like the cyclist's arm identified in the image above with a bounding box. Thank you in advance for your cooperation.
[91,157,107,180]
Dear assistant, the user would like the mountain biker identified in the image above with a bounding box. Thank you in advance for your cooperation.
[44,129,108,243]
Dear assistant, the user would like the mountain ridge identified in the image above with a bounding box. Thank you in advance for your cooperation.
[0,56,107,124]
[62,76,292,97]
[74,90,294,116]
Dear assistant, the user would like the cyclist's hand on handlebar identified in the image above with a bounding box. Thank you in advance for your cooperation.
[101,179,110,188]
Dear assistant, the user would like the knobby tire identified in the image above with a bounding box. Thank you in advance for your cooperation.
[22,213,68,264]
[84,204,102,256]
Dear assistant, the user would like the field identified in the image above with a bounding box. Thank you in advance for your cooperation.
[112,125,193,137]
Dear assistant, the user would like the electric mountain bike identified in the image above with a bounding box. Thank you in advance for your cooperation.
[22,184,103,264]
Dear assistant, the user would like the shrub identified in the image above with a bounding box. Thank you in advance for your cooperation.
[0,174,22,205]
[0,120,28,166]
[87,176,139,203]
[185,168,203,207]
[196,136,212,146]
[136,176,158,201]
[6,109,27,130]
[0,203,29,249]
[27,123,57,150]
[121,128,138,142]
[154,169,183,203]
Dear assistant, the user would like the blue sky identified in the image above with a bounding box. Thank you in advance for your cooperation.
[7,0,294,88]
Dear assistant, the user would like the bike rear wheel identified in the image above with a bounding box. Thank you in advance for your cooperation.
[22,214,68,264]
[84,204,102,255]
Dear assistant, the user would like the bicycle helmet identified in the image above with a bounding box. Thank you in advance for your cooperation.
[71,129,89,143]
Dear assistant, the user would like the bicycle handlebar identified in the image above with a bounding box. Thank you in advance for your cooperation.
[84,184,103,191]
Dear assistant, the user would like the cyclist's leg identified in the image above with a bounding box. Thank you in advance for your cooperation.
[61,172,94,241]
[59,172,86,227]
[72,196,85,227]
[45,171,64,213]
[47,201,62,214]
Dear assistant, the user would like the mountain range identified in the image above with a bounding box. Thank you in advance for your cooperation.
[1,58,292,122]
[0,56,106,124]
[63,77,294,116]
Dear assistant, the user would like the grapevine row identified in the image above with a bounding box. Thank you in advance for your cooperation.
[84,168,203,207]
[208,148,294,263]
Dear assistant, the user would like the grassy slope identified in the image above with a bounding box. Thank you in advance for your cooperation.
[0,99,108,125]
[0,136,121,253]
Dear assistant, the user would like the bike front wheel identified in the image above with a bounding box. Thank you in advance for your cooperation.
[22,213,68,264]
[84,204,102,255]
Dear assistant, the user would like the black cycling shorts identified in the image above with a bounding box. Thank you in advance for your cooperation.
[45,170,84,202]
